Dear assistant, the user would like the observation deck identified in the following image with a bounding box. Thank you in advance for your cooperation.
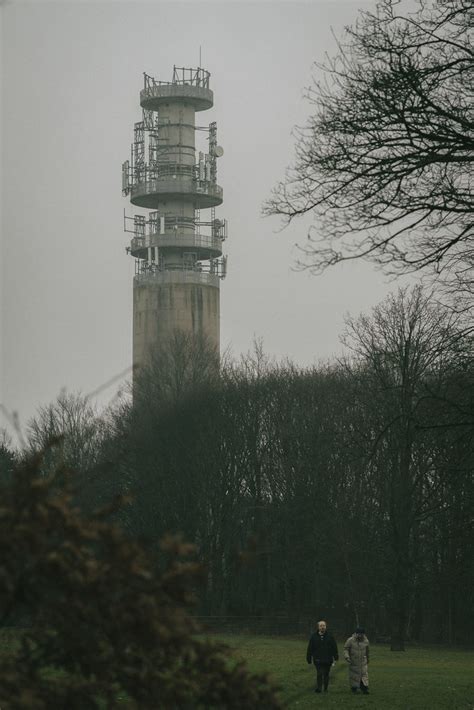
[140,68,213,112]
[129,232,223,260]
[125,212,227,263]
[130,174,223,209]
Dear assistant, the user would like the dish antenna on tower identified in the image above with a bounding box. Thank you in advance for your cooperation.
[215,146,224,158]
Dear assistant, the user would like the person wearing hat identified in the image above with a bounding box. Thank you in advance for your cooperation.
[306,620,339,693]
[343,626,370,694]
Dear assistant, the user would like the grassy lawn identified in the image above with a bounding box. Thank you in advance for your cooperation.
[210,633,474,710]
[1,629,472,708]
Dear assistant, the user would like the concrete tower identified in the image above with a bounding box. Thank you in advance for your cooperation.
[122,66,227,371]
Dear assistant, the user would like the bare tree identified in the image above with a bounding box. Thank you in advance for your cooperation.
[26,391,105,475]
[0,428,16,484]
[342,285,468,649]
[265,0,473,283]
[133,331,220,405]
[93,322,474,639]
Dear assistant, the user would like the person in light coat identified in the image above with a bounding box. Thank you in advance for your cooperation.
[343,626,370,694]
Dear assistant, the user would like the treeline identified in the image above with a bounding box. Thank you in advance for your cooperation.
[3,287,473,648]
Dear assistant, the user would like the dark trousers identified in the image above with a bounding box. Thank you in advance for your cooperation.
[315,662,331,691]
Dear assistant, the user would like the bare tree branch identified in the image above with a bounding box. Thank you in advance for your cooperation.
[264,0,473,297]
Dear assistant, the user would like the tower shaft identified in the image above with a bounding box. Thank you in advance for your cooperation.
[122,67,227,371]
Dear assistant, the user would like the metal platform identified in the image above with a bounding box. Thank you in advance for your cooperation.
[130,177,223,209]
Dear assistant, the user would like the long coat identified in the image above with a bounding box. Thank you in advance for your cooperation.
[343,634,369,687]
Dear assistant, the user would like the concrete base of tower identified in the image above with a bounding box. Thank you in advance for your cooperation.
[132,279,220,374]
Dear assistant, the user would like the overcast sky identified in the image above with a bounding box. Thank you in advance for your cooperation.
[1,0,406,440]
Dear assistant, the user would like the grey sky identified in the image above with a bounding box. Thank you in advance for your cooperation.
[1,0,401,438]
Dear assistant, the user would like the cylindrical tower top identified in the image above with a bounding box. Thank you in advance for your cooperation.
[140,67,213,112]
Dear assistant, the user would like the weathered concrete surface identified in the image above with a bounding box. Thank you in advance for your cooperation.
[133,281,220,369]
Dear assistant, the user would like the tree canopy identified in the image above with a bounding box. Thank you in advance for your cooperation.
[105,312,473,647]
[0,451,281,709]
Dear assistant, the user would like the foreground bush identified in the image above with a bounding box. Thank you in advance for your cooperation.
[0,449,280,709]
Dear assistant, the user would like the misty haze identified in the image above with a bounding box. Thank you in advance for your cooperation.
[0,1,472,707]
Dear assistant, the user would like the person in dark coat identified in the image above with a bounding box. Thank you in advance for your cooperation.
[306,619,339,693]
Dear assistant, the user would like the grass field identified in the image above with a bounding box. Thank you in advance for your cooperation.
[1,630,472,708]
[211,633,474,710]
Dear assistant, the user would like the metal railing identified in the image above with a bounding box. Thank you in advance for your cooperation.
[129,177,223,205]
[135,256,227,280]
[143,66,210,91]
[123,161,222,195]
[131,163,195,184]
[130,234,223,254]
[134,269,220,287]
[124,212,227,242]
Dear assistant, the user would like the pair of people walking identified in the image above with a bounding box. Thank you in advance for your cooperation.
[306,620,370,694]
